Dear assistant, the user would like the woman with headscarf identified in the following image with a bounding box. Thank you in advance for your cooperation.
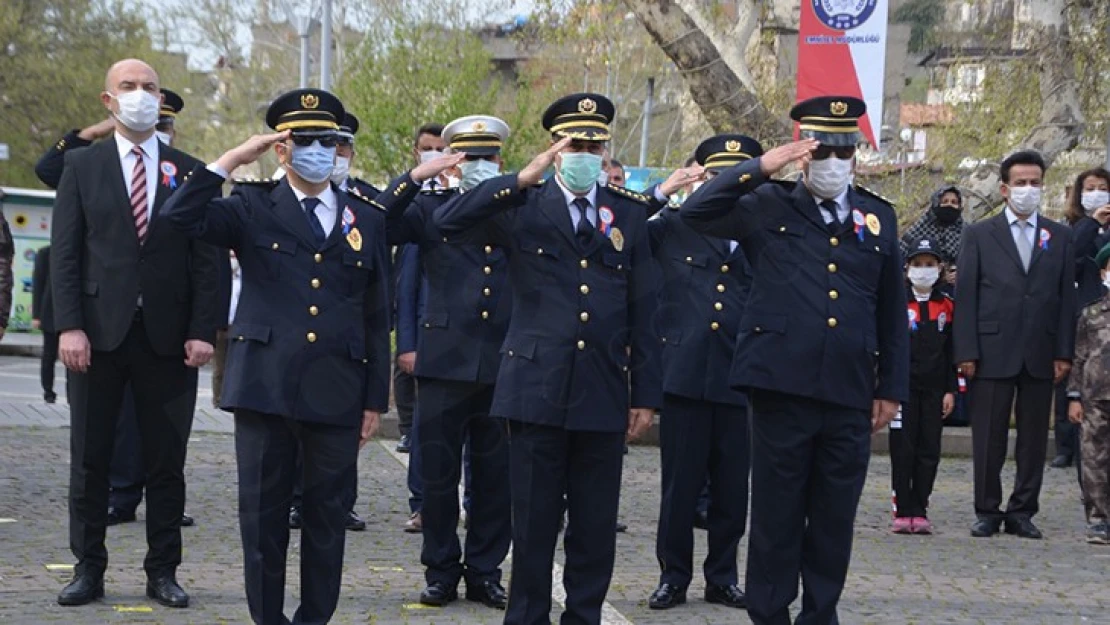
[900,185,965,270]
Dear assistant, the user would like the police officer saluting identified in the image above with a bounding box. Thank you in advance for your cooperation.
[161,89,392,625]
[379,115,514,609]
[646,134,762,611]
[681,97,909,625]
[434,93,662,625]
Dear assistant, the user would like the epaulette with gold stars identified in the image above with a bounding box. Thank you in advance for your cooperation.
[346,186,386,212]
[231,177,279,188]
[606,183,651,205]
[854,184,895,207]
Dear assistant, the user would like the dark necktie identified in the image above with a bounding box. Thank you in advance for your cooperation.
[820,199,841,235]
[573,198,593,248]
[302,197,327,245]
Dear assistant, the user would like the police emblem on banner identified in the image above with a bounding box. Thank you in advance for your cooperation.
[812,0,878,31]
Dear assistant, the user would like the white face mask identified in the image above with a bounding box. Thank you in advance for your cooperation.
[806,157,853,199]
[418,149,443,164]
[908,266,940,290]
[110,90,161,131]
[154,130,172,145]
[1007,185,1041,216]
[597,169,610,185]
[1082,190,1110,213]
[331,155,351,184]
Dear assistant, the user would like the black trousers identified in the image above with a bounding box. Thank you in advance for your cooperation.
[1054,379,1079,457]
[235,409,358,625]
[746,390,870,625]
[67,317,197,577]
[416,378,509,587]
[291,446,359,514]
[969,370,1053,521]
[656,394,749,588]
[395,365,416,436]
[504,420,625,625]
[41,330,58,396]
[889,389,944,518]
[108,384,144,512]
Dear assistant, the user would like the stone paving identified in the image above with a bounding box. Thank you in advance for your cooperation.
[0,354,1106,624]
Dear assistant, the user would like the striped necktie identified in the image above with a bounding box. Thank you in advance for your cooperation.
[130,146,149,243]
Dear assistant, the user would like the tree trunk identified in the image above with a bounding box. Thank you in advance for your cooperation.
[622,0,792,140]
[962,0,1084,220]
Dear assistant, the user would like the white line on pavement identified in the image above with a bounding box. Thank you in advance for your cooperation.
[377,439,633,625]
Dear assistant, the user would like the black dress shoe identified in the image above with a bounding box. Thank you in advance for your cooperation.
[44,392,57,404]
[705,583,747,608]
[466,580,507,609]
[289,506,302,529]
[396,434,411,453]
[57,572,104,606]
[180,513,195,527]
[346,510,367,531]
[970,519,1000,537]
[106,507,136,526]
[693,510,709,530]
[420,581,458,606]
[615,521,628,533]
[648,583,687,609]
[1005,517,1044,539]
[146,575,189,608]
[1050,454,1073,468]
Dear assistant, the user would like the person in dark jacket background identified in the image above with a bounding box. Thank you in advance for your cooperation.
[32,246,58,403]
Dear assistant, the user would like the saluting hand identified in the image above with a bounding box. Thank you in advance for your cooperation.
[871,399,898,433]
[411,152,467,184]
[659,165,706,197]
[78,118,116,142]
[627,407,654,441]
[758,139,819,176]
[215,130,291,174]
[360,410,380,449]
[518,136,572,189]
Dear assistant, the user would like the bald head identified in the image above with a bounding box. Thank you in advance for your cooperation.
[104,59,159,94]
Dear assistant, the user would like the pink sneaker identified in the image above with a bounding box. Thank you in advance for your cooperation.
[911,517,933,534]
[891,517,913,534]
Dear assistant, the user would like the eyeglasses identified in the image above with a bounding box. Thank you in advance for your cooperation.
[335,136,353,147]
[812,145,856,160]
[290,132,339,148]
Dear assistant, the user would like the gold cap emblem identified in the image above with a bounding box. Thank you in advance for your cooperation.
[830,101,848,116]
[472,121,487,132]
[301,93,319,109]
[725,140,741,152]
[578,98,597,113]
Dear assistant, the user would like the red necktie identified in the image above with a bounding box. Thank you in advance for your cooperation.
[130,145,149,243]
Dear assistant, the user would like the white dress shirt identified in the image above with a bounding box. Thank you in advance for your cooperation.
[115,132,160,220]
[809,187,850,225]
[228,256,242,325]
[1005,205,1038,250]
[555,176,599,230]
[289,184,339,234]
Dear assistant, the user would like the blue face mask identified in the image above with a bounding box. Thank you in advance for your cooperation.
[288,141,337,184]
[558,152,603,194]
[458,158,501,191]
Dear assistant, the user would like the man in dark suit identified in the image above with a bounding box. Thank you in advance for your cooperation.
[32,245,58,403]
[434,93,662,625]
[645,134,760,611]
[681,96,909,625]
[51,59,220,608]
[954,150,1076,540]
[394,242,426,532]
[378,115,513,609]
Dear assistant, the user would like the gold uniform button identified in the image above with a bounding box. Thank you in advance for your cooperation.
[309,305,319,316]
[828,317,838,328]
[236,335,244,341]
[580,312,589,322]
[580,259,588,269]
[483,266,492,275]
[576,340,586,350]
[714,302,723,311]
[829,290,839,300]
[537,248,544,255]
[779,226,786,232]
[356,260,363,267]
[721,265,729,273]
[307,332,317,343]
[830,237,839,246]
[685,256,693,263]
[710,322,720,331]
[580,284,589,295]
[311,278,321,288]
[314,253,323,263]
[271,242,280,250]
[481,311,489,320]
[484,245,493,254]
[716,284,726,293]
[827,263,837,273]
[483,287,491,296]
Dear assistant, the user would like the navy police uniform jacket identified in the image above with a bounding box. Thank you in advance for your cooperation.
[434,175,663,432]
[163,166,392,425]
[35,130,91,189]
[378,174,511,385]
[394,243,425,353]
[681,160,910,411]
[648,206,751,406]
